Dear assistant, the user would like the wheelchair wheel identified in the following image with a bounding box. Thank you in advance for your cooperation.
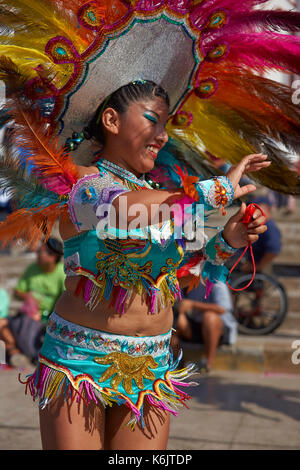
[231,272,288,335]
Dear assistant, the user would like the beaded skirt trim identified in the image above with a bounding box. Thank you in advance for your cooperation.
[20,312,198,430]
[47,312,172,357]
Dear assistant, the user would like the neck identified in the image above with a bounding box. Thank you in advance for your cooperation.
[100,147,141,178]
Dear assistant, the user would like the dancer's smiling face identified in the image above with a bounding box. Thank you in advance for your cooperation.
[100,96,169,176]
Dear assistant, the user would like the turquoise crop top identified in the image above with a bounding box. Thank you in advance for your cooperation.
[64,161,236,314]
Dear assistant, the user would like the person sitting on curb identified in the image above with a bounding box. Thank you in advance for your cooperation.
[0,238,65,368]
[172,281,237,373]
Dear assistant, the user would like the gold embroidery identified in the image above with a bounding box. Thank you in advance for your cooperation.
[95,238,153,289]
[94,352,158,394]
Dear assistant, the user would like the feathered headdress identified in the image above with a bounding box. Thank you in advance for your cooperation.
[1,0,300,245]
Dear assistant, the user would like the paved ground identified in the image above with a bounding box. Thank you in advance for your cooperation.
[0,365,299,450]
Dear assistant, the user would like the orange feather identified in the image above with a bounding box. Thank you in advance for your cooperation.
[6,99,79,194]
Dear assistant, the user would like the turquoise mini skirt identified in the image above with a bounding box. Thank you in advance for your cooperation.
[21,312,198,429]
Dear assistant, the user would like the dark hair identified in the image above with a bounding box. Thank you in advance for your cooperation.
[84,80,170,146]
[45,238,63,264]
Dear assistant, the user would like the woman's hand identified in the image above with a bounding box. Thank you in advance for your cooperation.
[226,153,271,200]
[222,202,267,249]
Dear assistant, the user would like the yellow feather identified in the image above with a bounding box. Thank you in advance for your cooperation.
[0,0,92,52]
[167,98,255,164]
[167,95,300,194]
[0,45,75,90]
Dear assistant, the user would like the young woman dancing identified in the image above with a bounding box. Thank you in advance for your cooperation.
[20,81,269,450]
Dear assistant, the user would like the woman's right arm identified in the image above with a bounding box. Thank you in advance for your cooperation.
[69,153,270,231]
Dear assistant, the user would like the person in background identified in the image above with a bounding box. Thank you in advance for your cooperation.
[0,287,10,321]
[172,281,237,373]
[0,238,65,367]
[268,190,296,216]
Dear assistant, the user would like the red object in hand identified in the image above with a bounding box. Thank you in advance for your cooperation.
[227,203,265,292]
[242,203,265,226]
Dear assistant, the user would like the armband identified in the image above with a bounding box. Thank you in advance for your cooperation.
[195,176,234,214]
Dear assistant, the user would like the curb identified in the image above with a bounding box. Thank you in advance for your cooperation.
[181,339,300,375]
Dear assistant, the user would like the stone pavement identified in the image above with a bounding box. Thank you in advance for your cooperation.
[0,365,299,450]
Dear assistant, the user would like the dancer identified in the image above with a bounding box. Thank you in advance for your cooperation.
[31,81,269,449]
[0,0,300,450]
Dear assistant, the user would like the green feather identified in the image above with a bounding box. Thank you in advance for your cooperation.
[0,150,64,209]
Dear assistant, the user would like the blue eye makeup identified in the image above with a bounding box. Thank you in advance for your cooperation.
[143,112,158,124]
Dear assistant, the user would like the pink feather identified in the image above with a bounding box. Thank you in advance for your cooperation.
[190,0,269,31]
[203,31,300,75]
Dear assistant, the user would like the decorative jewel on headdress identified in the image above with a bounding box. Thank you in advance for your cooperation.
[207,44,229,62]
[195,78,218,99]
[206,11,228,30]
[78,1,106,31]
[172,111,193,127]
[132,79,147,85]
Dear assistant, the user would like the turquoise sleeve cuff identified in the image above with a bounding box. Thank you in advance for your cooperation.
[200,231,237,293]
[203,231,237,266]
[194,176,234,212]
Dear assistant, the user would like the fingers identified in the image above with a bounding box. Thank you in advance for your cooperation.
[235,184,257,199]
[226,153,270,191]
[247,224,267,235]
[243,153,268,163]
[247,234,259,243]
[246,161,271,173]
[243,153,271,173]
[248,215,266,229]
[242,153,270,173]
[252,209,263,219]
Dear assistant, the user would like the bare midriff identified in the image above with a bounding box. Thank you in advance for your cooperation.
[54,216,174,337]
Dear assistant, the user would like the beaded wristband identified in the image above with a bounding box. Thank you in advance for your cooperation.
[174,165,234,214]
[196,176,234,215]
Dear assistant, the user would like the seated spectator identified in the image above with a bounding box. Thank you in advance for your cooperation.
[172,281,237,373]
[0,238,65,368]
[241,196,281,274]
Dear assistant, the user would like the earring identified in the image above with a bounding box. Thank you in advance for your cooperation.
[64,128,91,151]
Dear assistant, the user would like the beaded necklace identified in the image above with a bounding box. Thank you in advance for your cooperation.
[95,158,160,190]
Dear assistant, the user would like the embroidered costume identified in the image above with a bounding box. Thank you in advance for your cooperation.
[22,312,197,427]
[63,158,235,314]
[1,0,300,429]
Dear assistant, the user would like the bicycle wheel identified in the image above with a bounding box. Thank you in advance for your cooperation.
[231,272,288,335]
